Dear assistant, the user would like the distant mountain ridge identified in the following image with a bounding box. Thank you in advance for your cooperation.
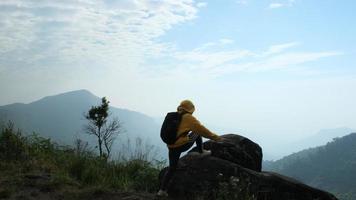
[286,127,355,153]
[264,132,356,200]
[262,127,355,160]
[0,90,163,157]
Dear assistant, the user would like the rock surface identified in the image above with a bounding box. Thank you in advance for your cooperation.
[190,134,263,171]
[159,134,338,200]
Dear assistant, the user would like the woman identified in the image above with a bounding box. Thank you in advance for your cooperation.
[157,100,222,197]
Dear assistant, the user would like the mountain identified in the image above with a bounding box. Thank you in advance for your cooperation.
[287,127,355,154]
[0,90,163,158]
[263,132,356,200]
[261,127,355,160]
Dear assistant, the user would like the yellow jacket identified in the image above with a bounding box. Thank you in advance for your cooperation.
[168,113,221,148]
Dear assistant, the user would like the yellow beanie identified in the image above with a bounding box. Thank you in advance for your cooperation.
[177,100,195,114]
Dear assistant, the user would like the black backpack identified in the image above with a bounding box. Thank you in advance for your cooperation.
[160,112,184,145]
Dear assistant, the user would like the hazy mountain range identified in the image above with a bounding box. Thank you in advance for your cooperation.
[263,132,356,200]
[0,90,164,158]
[2,89,355,199]
[263,127,355,160]
[0,89,354,161]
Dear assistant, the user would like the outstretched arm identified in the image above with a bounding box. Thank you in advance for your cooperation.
[187,115,221,141]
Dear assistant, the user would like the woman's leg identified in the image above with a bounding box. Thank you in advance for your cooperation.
[188,132,203,153]
[195,135,203,153]
[160,148,181,191]
[160,142,195,191]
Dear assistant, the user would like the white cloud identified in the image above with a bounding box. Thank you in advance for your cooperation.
[0,0,319,80]
[0,0,353,149]
[0,0,198,71]
[262,42,300,56]
[0,0,342,80]
[170,40,342,76]
[196,2,207,8]
[247,51,343,72]
[269,3,284,9]
[192,38,235,52]
[171,39,253,74]
[268,0,296,9]
[174,49,253,70]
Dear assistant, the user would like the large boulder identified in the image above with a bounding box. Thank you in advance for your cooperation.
[159,134,338,200]
[190,134,262,171]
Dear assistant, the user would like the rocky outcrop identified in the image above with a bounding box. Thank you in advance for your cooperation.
[159,134,338,200]
[190,134,263,171]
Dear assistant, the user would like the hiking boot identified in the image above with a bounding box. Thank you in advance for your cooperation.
[157,189,168,197]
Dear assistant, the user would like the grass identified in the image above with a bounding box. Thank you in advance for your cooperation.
[0,122,163,199]
[0,188,12,199]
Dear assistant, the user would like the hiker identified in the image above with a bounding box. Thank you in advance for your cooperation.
[157,100,222,197]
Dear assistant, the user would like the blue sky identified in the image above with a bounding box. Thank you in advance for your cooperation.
[0,0,355,158]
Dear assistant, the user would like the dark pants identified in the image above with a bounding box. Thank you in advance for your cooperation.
[160,134,203,191]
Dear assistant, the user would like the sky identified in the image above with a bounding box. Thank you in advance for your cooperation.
[1,0,356,158]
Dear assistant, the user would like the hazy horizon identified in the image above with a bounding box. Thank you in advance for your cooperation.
[1,0,355,159]
[1,88,354,160]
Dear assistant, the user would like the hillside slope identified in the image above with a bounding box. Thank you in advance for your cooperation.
[264,133,356,199]
[0,90,162,157]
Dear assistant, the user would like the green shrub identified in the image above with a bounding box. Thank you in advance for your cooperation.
[131,163,160,192]
[0,122,163,194]
[27,132,55,156]
[0,122,27,161]
[215,175,256,200]
[0,188,13,199]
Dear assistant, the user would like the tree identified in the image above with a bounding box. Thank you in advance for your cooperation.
[84,97,121,158]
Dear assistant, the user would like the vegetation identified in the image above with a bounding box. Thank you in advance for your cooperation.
[84,97,122,158]
[264,133,356,200]
[0,122,163,199]
[215,175,256,200]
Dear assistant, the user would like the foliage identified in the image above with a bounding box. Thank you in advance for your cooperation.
[0,121,27,161]
[0,122,161,199]
[214,173,256,200]
[265,133,356,200]
[84,97,122,158]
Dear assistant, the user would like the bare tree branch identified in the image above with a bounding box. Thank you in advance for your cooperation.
[102,117,122,158]
[83,98,122,159]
